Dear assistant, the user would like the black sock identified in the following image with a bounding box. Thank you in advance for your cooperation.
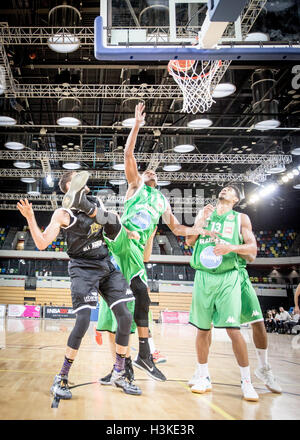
[139,337,150,359]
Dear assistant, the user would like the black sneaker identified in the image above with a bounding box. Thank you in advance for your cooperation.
[133,354,167,381]
[50,374,72,400]
[62,171,95,215]
[111,369,142,395]
[125,357,135,383]
[99,369,113,385]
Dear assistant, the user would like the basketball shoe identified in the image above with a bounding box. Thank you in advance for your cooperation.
[241,379,259,401]
[152,350,167,364]
[110,369,142,395]
[191,376,212,394]
[99,357,135,385]
[133,354,166,381]
[50,374,72,399]
[62,170,95,215]
[254,365,282,393]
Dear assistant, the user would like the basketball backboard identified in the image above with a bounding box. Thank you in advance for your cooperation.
[95,0,300,60]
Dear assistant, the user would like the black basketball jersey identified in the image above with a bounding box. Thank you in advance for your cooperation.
[61,196,108,260]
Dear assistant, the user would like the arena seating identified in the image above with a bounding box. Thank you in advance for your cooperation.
[256,229,297,258]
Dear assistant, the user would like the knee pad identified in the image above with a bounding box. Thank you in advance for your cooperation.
[130,276,150,328]
[67,307,91,350]
[112,301,132,347]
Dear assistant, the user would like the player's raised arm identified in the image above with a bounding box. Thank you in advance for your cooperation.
[124,102,145,187]
[17,198,67,250]
[162,203,219,238]
[186,204,215,246]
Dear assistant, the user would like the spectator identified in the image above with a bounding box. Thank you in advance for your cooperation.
[275,307,291,334]
[265,310,276,333]
[284,310,300,334]
[294,283,300,314]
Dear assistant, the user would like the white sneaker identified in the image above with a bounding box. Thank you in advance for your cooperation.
[255,365,282,394]
[188,367,199,387]
[191,376,212,394]
[241,379,259,401]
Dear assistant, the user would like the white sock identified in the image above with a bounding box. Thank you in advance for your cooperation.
[256,348,269,369]
[148,337,156,354]
[197,363,209,377]
[240,365,251,383]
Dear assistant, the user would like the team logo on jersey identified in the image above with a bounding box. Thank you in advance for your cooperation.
[251,310,260,317]
[227,214,235,221]
[130,210,151,230]
[199,246,222,269]
[88,222,102,237]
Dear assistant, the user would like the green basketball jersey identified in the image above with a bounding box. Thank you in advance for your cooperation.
[121,183,168,248]
[190,209,242,274]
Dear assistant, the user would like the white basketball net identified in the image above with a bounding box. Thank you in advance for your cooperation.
[168,59,221,114]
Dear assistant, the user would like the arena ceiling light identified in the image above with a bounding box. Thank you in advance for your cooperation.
[173,144,195,153]
[62,162,81,170]
[13,161,31,169]
[21,177,36,183]
[109,179,126,185]
[48,33,80,53]
[121,118,145,128]
[0,116,17,126]
[27,182,40,196]
[163,163,182,171]
[47,5,81,53]
[57,98,81,127]
[112,162,125,171]
[187,119,213,129]
[212,83,236,98]
[254,119,281,131]
[157,181,171,186]
[268,164,286,174]
[5,141,25,150]
[258,183,277,197]
[291,147,300,155]
[244,32,269,41]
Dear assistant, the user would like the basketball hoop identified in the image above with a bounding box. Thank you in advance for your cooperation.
[168,59,222,114]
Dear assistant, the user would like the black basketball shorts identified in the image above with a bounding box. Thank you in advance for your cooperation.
[68,256,134,313]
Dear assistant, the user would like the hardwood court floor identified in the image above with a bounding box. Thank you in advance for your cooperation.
[0,317,299,420]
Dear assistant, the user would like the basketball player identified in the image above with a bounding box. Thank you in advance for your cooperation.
[62,102,211,382]
[97,227,166,386]
[188,197,282,395]
[186,185,259,401]
[17,188,142,398]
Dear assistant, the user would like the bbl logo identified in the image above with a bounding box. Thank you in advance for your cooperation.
[200,246,222,269]
[131,210,151,230]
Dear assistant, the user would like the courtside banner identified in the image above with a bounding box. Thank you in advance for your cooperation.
[44,306,75,319]
[0,304,6,318]
[7,304,41,318]
[161,310,190,324]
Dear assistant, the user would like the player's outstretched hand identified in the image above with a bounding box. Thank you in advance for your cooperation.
[135,102,146,126]
[17,198,34,220]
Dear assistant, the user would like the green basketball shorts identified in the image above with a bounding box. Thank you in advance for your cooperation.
[189,269,241,330]
[103,225,148,286]
[239,268,263,325]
